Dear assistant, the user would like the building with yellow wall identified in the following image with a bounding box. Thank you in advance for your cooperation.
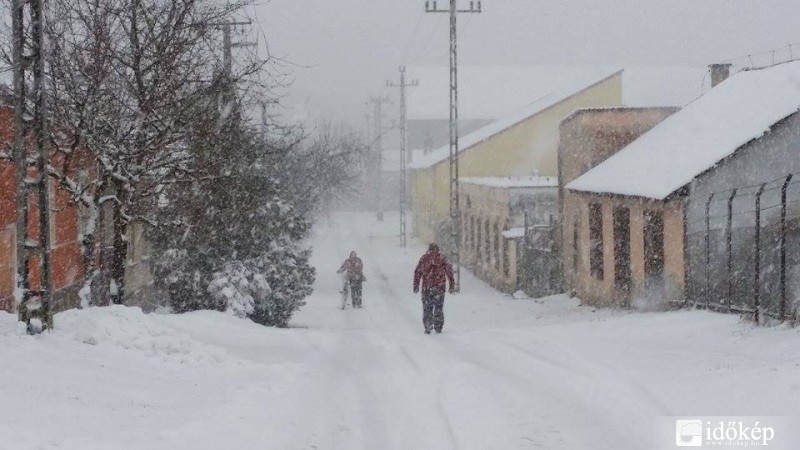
[409,68,624,246]
[460,177,558,293]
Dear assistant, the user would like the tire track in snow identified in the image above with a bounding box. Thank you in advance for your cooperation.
[484,336,673,417]
[349,228,461,450]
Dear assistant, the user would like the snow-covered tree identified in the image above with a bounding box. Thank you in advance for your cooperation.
[149,102,315,326]
[12,0,270,305]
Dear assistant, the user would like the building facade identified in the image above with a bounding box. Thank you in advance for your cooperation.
[0,105,87,312]
[0,100,155,313]
[460,177,558,293]
[566,62,800,311]
[684,110,800,317]
[558,107,679,305]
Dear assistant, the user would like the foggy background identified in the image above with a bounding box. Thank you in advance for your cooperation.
[253,0,800,126]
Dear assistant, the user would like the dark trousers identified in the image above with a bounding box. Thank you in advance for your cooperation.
[421,288,445,332]
[350,280,363,308]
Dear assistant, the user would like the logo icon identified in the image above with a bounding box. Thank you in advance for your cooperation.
[676,420,703,447]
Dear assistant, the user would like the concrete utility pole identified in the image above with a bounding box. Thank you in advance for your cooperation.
[367,95,391,222]
[387,66,418,248]
[210,19,256,109]
[13,0,53,333]
[424,0,482,289]
[219,20,256,78]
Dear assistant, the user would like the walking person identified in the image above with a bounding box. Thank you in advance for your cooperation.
[413,244,456,334]
[338,251,366,309]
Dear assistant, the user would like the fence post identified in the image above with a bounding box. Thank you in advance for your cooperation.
[754,183,766,325]
[704,193,715,308]
[779,175,793,321]
[726,189,737,312]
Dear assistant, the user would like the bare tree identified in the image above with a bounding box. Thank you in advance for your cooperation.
[276,122,370,216]
[35,0,273,305]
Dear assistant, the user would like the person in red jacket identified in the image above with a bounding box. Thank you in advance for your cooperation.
[413,243,456,334]
[338,251,365,309]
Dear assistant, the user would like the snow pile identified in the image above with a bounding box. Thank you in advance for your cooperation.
[56,306,227,364]
[568,60,800,199]
[0,310,26,336]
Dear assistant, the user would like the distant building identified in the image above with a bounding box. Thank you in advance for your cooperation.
[565,61,800,311]
[460,176,557,293]
[409,68,624,246]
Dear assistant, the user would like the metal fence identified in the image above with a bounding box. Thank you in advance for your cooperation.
[519,213,562,298]
[685,174,800,324]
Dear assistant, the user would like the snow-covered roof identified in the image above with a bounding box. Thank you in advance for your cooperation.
[567,61,800,200]
[461,176,558,189]
[407,66,623,122]
[409,68,623,169]
[406,65,708,122]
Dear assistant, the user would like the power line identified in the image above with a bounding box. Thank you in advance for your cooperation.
[402,10,426,63]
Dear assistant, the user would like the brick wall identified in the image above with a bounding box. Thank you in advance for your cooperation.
[0,105,86,312]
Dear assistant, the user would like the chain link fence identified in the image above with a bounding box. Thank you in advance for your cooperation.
[686,174,800,324]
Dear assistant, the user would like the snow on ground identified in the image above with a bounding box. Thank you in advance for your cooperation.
[2,212,800,449]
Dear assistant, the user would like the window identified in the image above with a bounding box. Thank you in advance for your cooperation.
[494,223,500,271]
[469,215,475,254]
[464,215,470,251]
[589,202,604,280]
[613,207,631,291]
[476,216,482,261]
[572,218,580,274]
[461,213,467,247]
[503,235,510,278]
[643,210,665,286]
[484,219,491,264]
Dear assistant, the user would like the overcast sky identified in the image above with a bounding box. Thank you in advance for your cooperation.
[254,0,800,127]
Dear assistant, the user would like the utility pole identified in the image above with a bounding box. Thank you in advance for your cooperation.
[387,66,418,247]
[367,95,391,222]
[13,0,53,333]
[424,0,482,289]
[219,20,256,78]
[211,19,256,108]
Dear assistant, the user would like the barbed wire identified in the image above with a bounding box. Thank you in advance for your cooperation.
[720,42,800,72]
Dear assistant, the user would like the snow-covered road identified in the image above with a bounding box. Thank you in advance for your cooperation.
[2,212,799,449]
